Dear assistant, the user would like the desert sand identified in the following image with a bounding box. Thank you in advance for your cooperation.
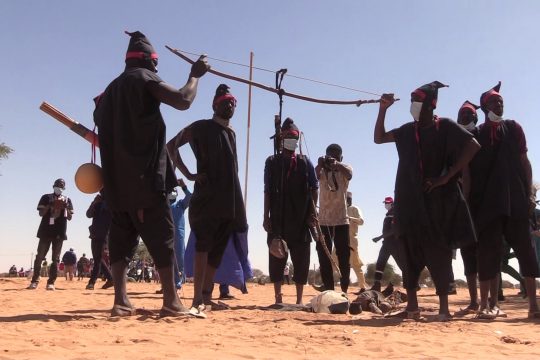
[0,277,539,360]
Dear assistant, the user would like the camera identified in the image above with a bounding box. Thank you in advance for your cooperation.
[323,155,335,169]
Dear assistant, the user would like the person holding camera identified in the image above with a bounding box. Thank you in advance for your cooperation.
[28,178,74,291]
[314,144,353,293]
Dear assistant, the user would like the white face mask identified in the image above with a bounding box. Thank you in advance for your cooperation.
[487,110,503,123]
[53,187,63,196]
[283,138,298,151]
[461,122,476,131]
[410,102,423,122]
[384,203,392,210]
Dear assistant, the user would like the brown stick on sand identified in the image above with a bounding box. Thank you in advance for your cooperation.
[39,101,99,147]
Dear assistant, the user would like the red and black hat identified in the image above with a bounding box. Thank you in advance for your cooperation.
[124,31,158,61]
[213,84,236,109]
[411,81,448,109]
[458,101,480,116]
[480,81,502,112]
[383,196,393,204]
[281,118,300,138]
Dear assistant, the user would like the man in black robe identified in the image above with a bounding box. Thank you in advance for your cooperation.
[263,118,318,304]
[374,82,480,320]
[167,84,247,316]
[468,82,540,319]
[93,31,208,317]
[455,101,481,315]
[371,196,405,292]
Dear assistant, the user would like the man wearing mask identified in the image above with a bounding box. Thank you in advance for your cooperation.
[468,82,540,319]
[374,82,480,320]
[314,144,353,293]
[28,178,74,290]
[454,101,482,315]
[263,118,318,304]
[371,196,404,292]
[168,84,247,317]
[93,31,209,317]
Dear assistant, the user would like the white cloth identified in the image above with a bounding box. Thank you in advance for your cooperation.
[318,164,352,226]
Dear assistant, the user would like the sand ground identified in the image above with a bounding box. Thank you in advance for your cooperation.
[0,277,539,360]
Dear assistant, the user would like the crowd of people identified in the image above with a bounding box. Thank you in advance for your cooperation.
[24,31,540,321]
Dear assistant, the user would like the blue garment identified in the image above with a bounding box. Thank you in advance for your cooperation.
[171,187,192,287]
[185,229,253,291]
[61,250,77,266]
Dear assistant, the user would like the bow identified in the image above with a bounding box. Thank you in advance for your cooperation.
[165,46,397,106]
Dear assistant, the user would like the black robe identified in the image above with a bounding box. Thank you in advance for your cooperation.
[93,67,177,211]
[392,118,475,248]
[264,154,313,245]
[186,120,247,232]
[469,120,529,231]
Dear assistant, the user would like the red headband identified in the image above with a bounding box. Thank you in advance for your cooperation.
[412,89,437,108]
[213,94,237,107]
[480,90,501,108]
[126,51,158,60]
[459,104,477,115]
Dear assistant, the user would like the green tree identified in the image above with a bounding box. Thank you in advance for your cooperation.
[0,142,13,173]
[365,263,402,286]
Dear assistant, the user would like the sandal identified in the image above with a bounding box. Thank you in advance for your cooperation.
[475,308,496,320]
[528,311,540,319]
[491,306,507,318]
[111,304,136,317]
[454,305,479,316]
[188,305,207,319]
[204,301,230,311]
[159,305,189,318]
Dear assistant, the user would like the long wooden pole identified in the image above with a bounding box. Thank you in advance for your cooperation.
[243,52,254,209]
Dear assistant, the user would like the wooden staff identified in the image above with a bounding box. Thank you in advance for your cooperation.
[310,199,341,278]
[39,101,99,147]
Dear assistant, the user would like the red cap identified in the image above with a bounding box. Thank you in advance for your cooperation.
[383,196,393,204]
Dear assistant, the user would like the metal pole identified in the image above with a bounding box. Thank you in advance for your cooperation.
[243,51,254,209]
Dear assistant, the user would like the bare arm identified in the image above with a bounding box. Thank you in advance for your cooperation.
[374,94,396,144]
[147,55,209,110]
[425,138,481,192]
[167,128,196,181]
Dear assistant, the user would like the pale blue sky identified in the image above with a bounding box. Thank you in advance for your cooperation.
[1,1,539,282]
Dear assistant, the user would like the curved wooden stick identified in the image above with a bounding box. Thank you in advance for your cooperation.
[165,46,399,106]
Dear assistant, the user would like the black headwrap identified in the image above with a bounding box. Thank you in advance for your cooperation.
[212,84,237,109]
[124,31,158,61]
[411,81,448,109]
[480,81,502,113]
[281,118,299,138]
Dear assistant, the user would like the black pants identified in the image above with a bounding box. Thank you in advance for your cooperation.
[316,225,350,292]
[109,200,175,269]
[31,237,63,284]
[374,238,406,282]
[269,241,310,284]
[89,237,112,284]
[477,216,539,281]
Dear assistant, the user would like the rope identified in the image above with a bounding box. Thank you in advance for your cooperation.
[176,49,381,96]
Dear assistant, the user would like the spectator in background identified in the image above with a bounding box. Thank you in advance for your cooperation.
[62,248,77,281]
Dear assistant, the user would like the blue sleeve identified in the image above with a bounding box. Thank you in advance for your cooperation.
[180,187,192,209]
[306,157,319,189]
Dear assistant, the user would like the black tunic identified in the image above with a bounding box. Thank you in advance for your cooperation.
[264,154,313,244]
[93,67,177,211]
[469,120,529,231]
[392,118,475,248]
[186,120,247,232]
